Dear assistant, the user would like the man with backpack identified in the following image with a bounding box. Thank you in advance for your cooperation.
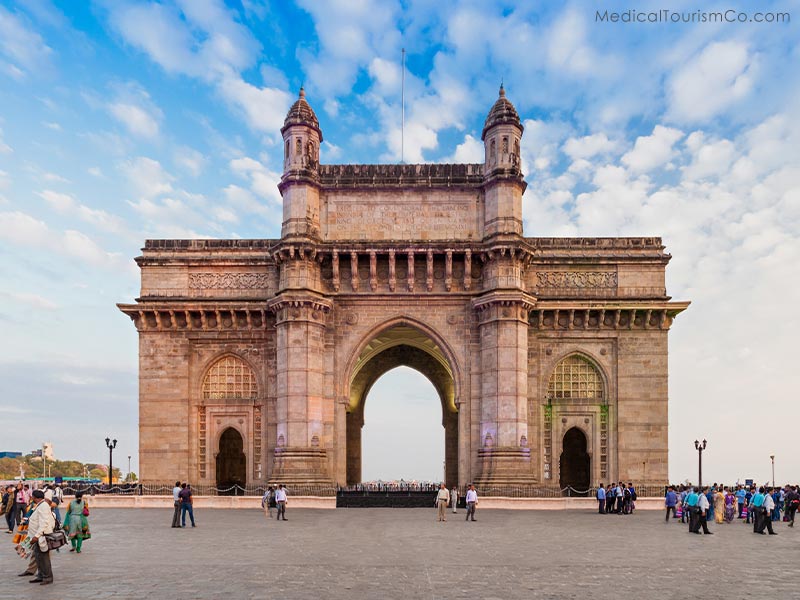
[784,485,799,527]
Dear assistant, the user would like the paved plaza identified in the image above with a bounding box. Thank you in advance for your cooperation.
[1,507,797,599]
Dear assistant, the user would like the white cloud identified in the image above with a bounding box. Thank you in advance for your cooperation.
[42,121,61,131]
[88,167,103,178]
[0,291,58,311]
[229,156,282,204]
[621,125,683,173]
[38,189,128,235]
[174,147,208,177]
[216,74,292,136]
[563,133,616,160]
[682,134,737,181]
[0,7,53,75]
[108,102,161,139]
[668,41,755,122]
[0,127,12,154]
[119,157,174,199]
[446,134,483,163]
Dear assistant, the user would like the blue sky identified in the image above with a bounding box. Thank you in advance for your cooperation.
[0,1,798,484]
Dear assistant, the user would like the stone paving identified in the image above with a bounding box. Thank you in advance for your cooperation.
[1,507,797,599]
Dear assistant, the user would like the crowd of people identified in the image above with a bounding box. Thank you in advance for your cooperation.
[662,483,799,535]
[595,482,638,514]
[1,481,91,586]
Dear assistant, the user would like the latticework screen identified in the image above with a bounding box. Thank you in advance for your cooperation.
[202,356,258,400]
[547,354,604,400]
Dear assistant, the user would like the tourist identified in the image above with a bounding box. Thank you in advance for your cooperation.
[751,486,765,531]
[450,485,459,514]
[744,486,755,524]
[664,485,677,522]
[12,493,38,578]
[171,481,181,528]
[51,484,63,523]
[735,485,746,518]
[465,484,477,522]
[596,483,606,514]
[785,485,799,527]
[179,483,196,527]
[692,486,712,534]
[14,483,29,526]
[26,489,55,585]
[261,486,274,519]
[771,487,782,522]
[705,485,716,523]
[435,483,450,522]
[2,485,14,533]
[684,487,699,531]
[714,487,725,524]
[63,491,91,553]
[275,484,288,520]
[723,488,736,523]
[757,487,777,535]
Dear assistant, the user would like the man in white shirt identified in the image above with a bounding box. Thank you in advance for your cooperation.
[436,484,450,522]
[759,487,778,535]
[465,484,478,522]
[171,481,181,528]
[450,485,459,513]
[275,484,288,521]
[27,489,55,585]
[693,486,713,535]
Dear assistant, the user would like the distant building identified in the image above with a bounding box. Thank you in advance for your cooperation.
[0,452,22,459]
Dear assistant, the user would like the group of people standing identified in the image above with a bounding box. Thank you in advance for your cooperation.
[260,484,289,520]
[595,482,637,514]
[5,482,91,586]
[171,482,196,528]
[435,484,478,522]
[664,483,799,535]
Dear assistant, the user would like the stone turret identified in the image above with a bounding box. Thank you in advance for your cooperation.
[481,85,526,237]
[279,87,323,239]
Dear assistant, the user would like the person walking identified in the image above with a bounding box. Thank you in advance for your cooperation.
[436,483,450,522]
[63,491,91,553]
[465,484,478,521]
[2,485,14,533]
[596,483,606,514]
[275,484,288,520]
[714,487,725,524]
[450,485,459,514]
[684,487,700,532]
[785,485,799,527]
[735,485,746,518]
[13,483,27,526]
[179,483,196,527]
[171,481,182,528]
[664,486,678,522]
[758,487,778,535]
[692,487,713,534]
[26,489,55,585]
[751,487,765,532]
[261,486,274,519]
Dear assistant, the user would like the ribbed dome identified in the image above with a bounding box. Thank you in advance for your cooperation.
[481,84,522,140]
[282,87,322,137]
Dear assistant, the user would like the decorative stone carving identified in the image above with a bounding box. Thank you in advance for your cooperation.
[189,273,270,289]
[535,271,617,289]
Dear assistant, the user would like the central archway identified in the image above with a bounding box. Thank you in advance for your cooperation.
[216,428,246,490]
[559,427,590,493]
[345,323,459,486]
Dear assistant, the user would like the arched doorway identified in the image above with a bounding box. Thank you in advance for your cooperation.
[361,366,444,482]
[559,427,590,494]
[346,324,458,487]
[216,428,246,490]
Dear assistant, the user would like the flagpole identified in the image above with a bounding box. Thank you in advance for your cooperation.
[401,47,405,164]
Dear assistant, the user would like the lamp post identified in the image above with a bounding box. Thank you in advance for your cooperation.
[128,455,132,482]
[770,454,775,487]
[105,437,117,487]
[694,439,707,488]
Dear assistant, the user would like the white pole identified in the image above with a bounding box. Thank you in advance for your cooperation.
[401,47,405,164]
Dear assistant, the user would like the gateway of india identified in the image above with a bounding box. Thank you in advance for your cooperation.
[119,86,689,491]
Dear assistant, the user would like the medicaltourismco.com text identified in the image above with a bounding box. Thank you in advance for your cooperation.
[596,9,790,24]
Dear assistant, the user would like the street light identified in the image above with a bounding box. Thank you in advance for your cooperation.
[105,437,117,487]
[694,439,707,488]
[128,455,132,482]
[770,453,775,487]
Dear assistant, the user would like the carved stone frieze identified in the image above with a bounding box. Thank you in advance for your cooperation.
[535,271,617,289]
[189,273,270,289]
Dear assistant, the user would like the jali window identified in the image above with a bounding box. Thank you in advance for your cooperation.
[202,356,258,400]
[547,354,604,400]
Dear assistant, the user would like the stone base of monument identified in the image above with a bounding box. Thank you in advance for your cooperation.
[473,446,537,487]
[268,447,333,486]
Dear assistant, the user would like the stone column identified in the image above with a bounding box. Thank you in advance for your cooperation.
[472,290,537,486]
[268,289,332,485]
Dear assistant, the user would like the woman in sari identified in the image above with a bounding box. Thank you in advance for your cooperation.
[724,488,736,523]
[63,491,91,553]
[714,487,725,524]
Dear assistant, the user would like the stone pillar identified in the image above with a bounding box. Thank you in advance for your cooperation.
[444,411,458,488]
[268,289,332,485]
[472,290,537,486]
[346,410,363,486]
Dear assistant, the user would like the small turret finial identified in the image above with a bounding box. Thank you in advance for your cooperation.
[499,82,505,97]
[299,86,305,98]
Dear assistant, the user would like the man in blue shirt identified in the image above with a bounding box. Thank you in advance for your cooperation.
[685,488,700,532]
[735,485,747,518]
[596,483,606,514]
[665,486,678,522]
[751,486,765,532]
